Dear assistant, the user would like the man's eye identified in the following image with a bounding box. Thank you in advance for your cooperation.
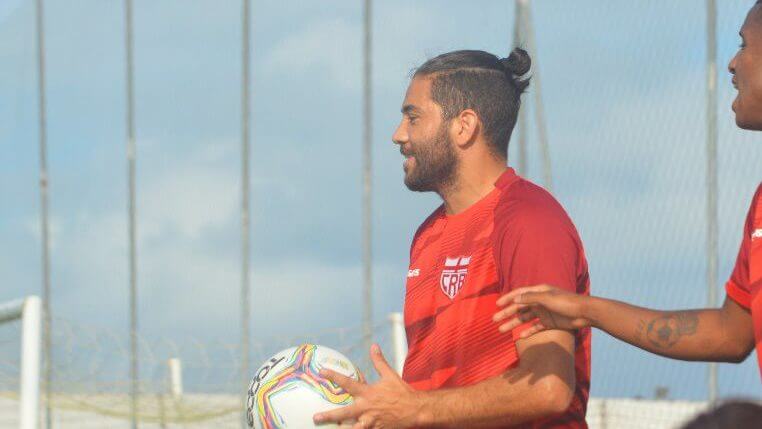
[409,117,418,124]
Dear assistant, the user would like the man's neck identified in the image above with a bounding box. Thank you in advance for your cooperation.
[440,162,508,215]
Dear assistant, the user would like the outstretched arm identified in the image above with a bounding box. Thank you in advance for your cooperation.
[494,285,754,363]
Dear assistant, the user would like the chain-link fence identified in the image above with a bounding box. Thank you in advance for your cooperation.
[2,1,761,428]
[0,316,392,427]
[516,0,761,401]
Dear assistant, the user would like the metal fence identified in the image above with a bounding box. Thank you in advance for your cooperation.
[1,2,760,428]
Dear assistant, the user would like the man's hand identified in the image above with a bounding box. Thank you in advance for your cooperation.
[493,284,593,338]
[313,344,425,429]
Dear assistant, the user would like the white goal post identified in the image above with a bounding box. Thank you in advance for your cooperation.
[0,296,41,429]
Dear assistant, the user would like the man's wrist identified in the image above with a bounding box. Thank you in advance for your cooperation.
[412,390,439,428]
[584,296,605,329]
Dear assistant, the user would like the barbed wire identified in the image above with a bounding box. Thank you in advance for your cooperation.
[0,316,394,426]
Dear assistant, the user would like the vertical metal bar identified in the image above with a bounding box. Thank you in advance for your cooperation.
[20,297,42,429]
[705,0,719,403]
[513,0,527,176]
[124,0,138,426]
[240,0,252,427]
[362,0,374,369]
[34,0,52,427]
[388,313,406,375]
[523,0,552,191]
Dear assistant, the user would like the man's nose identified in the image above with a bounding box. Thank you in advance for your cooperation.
[392,123,407,146]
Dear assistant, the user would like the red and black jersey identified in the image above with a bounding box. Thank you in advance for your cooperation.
[402,168,590,429]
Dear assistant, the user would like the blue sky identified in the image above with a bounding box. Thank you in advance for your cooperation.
[2,0,761,400]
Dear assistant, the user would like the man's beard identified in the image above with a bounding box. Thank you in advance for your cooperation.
[403,124,458,193]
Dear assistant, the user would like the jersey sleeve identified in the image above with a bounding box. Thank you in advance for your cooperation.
[496,209,585,338]
[497,212,582,294]
[725,188,760,309]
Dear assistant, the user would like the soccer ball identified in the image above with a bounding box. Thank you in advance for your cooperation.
[246,344,361,429]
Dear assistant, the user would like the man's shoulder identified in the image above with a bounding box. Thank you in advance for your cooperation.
[495,177,573,229]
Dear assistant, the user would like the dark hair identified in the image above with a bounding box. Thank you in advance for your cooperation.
[681,400,762,429]
[413,48,531,158]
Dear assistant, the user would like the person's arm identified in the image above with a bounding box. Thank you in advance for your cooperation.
[494,285,754,363]
[415,329,575,428]
[314,331,575,429]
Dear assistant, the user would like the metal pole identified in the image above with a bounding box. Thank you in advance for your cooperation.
[513,0,527,176]
[34,0,52,427]
[705,0,719,403]
[124,0,139,426]
[523,1,552,191]
[362,0,374,369]
[19,297,42,429]
[240,0,252,427]
[388,313,406,375]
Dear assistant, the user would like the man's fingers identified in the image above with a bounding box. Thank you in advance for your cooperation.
[496,285,552,306]
[496,289,523,307]
[518,322,546,339]
[370,344,397,379]
[313,404,360,425]
[493,303,528,322]
[320,368,364,396]
[514,291,557,307]
[497,317,521,333]
[351,416,375,429]
[497,307,537,332]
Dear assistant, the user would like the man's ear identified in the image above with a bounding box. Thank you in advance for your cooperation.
[451,109,479,148]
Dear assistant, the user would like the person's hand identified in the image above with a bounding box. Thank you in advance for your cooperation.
[313,344,425,429]
[493,284,593,339]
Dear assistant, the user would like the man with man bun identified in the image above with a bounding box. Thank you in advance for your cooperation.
[315,48,591,429]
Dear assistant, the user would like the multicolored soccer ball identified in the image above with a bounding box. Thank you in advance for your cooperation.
[246,344,361,429]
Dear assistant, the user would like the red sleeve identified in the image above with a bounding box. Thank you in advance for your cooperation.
[497,210,586,338]
[725,188,759,309]
[498,213,582,294]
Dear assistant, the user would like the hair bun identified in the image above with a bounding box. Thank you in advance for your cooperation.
[500,47,531,76]
[500,48,531,92]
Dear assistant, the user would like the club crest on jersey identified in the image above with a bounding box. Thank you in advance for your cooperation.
[440,256,471,299]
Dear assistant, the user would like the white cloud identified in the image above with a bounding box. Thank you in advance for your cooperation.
[261,4,453,94]
[264,18,361,92]
[34,140,398,347]
[139,143,239,241]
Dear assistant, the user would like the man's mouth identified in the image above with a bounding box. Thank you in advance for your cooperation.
[401,149,415,170]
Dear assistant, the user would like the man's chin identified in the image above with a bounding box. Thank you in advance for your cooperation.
[404,176,432,192]
[734,113,762,131]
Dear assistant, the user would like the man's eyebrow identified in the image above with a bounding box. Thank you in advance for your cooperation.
[401,105,420,115]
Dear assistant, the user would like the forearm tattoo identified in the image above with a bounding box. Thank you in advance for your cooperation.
[639,312,699,349]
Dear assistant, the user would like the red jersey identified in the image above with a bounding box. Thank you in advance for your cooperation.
[724,183,762,378]
[402,168,590,428]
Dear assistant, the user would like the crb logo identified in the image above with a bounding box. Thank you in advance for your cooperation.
[440,256,471,299]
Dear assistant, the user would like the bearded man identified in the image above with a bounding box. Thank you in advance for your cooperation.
[315,48,591,429]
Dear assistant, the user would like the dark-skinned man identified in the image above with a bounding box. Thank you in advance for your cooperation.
[494,2,762,383]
